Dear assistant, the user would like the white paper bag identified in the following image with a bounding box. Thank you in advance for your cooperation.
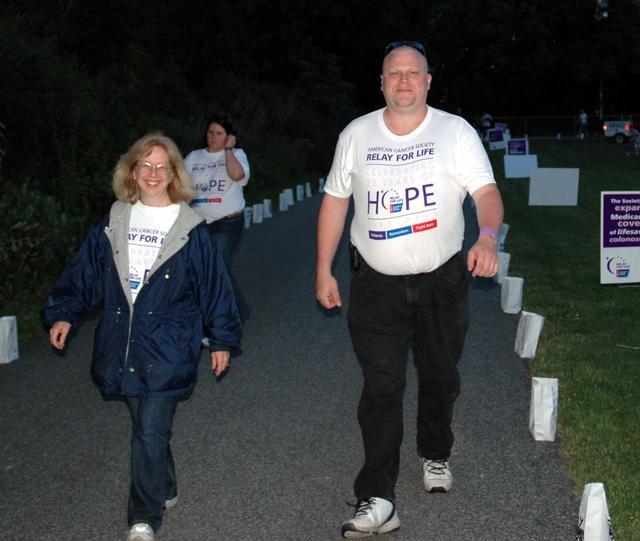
[296,184,305,201]
[529,377,558,441]
[498,223,509,251]
[493,251,511,284]
[576,483,615,541]
[252,203,264,224]
[501,276,524,314]
[514,310,544,359]
[278,192,287,211]
[263,198,272,218]
[0,316,19,364]
[318,178,325,193]
[305,182,312,197]
[284,188,295,206]
[243,207,252,229]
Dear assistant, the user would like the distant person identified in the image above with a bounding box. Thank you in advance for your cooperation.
[43,133,241,541]
[316,40,503,538]
[481,111,494,133]
[578,109,588,139]
[185,114,251,323]
[630,128,640,156]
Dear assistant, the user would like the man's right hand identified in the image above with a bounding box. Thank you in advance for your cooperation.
[316,193,350,309]
[316,272,342,309]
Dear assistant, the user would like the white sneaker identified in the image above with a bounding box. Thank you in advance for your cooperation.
[127,523,155,541]
[423,458,453,492]
[341,497,400,538]
[165,495,179,510]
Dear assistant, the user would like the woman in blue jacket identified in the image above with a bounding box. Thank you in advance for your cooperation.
[42,133,241,541]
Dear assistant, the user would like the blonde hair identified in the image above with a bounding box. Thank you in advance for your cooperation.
[112,132,192,204]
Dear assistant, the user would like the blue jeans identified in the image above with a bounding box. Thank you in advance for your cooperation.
[207,215,250,322]
[125,396,179,531]
[347,251,469,502]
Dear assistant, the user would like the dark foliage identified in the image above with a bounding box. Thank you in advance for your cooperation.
[1,0,639,312]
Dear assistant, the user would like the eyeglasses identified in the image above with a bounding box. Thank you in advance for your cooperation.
[136,161,172,178]
[384,40,427,58]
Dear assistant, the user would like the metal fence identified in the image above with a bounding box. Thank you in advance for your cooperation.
[481,114,639,138]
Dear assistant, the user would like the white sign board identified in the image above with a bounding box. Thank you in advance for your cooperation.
[600,191,640,284]
[487,128,510,150]
[507,138,529,155]
[0,316,19,364]
[529,168,579,206]
[504,154,538,178]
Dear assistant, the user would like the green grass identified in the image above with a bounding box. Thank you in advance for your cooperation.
[493,139,640,540]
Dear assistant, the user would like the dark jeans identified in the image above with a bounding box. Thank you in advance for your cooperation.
[347,252,469,502]
[207,214,250,322]
[126,396,179,531]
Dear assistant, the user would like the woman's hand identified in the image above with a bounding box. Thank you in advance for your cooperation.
[211,350,230,376]
[224,134,236,149]
[49,321,72,350]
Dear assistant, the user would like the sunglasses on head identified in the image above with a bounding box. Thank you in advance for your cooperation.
[384,40,427,58]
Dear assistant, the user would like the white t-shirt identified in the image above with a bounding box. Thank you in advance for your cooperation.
[185,148,250,222]
[128,201,180,302]
[325,106,495,275]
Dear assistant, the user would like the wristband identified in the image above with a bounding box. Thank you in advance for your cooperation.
[224,147,233,152]
[479,227,497,239]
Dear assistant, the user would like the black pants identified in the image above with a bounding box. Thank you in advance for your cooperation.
[206,215,250,322]
[347,252,468,502]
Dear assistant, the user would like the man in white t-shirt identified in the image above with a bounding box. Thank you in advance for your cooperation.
[316,40,504,538]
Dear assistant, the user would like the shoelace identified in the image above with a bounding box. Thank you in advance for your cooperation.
[346,497,376,517]
[425,459,448,476]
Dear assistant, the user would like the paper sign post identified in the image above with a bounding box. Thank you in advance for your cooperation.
[501,276,524,314]
[529,168,579,206]
[498,223,509,251]
[600,191,640,284]
[284,188,295,206]
[243,207,252,229]
[0,316,19,364]
[529,377,558,441]
[493,252,511,284]
[488,128,507,150]
[278,192,287,211]
[263,198,272,218]
[507,138,528,155]
[252,203,264,224]
[504,154,538,178]
[515,311,545,359]
[577,483,615,541]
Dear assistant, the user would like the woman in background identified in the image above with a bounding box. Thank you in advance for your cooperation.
[43,133,241,541]
[184,114,251,323]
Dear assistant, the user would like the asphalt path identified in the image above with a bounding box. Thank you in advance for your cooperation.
[0,192,577,540]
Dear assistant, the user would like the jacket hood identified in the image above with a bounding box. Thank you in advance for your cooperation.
[105,200,205,308]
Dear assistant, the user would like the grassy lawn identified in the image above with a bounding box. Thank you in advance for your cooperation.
[492,138,639,540]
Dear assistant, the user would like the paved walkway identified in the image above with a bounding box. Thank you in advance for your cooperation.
[0,193,577,540]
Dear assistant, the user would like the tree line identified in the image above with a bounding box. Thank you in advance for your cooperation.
[1,0,639,313]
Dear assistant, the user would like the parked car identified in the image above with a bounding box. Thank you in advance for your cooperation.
[602,119,634,143]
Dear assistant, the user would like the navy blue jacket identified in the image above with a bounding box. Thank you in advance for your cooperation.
[42,201,241,398]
